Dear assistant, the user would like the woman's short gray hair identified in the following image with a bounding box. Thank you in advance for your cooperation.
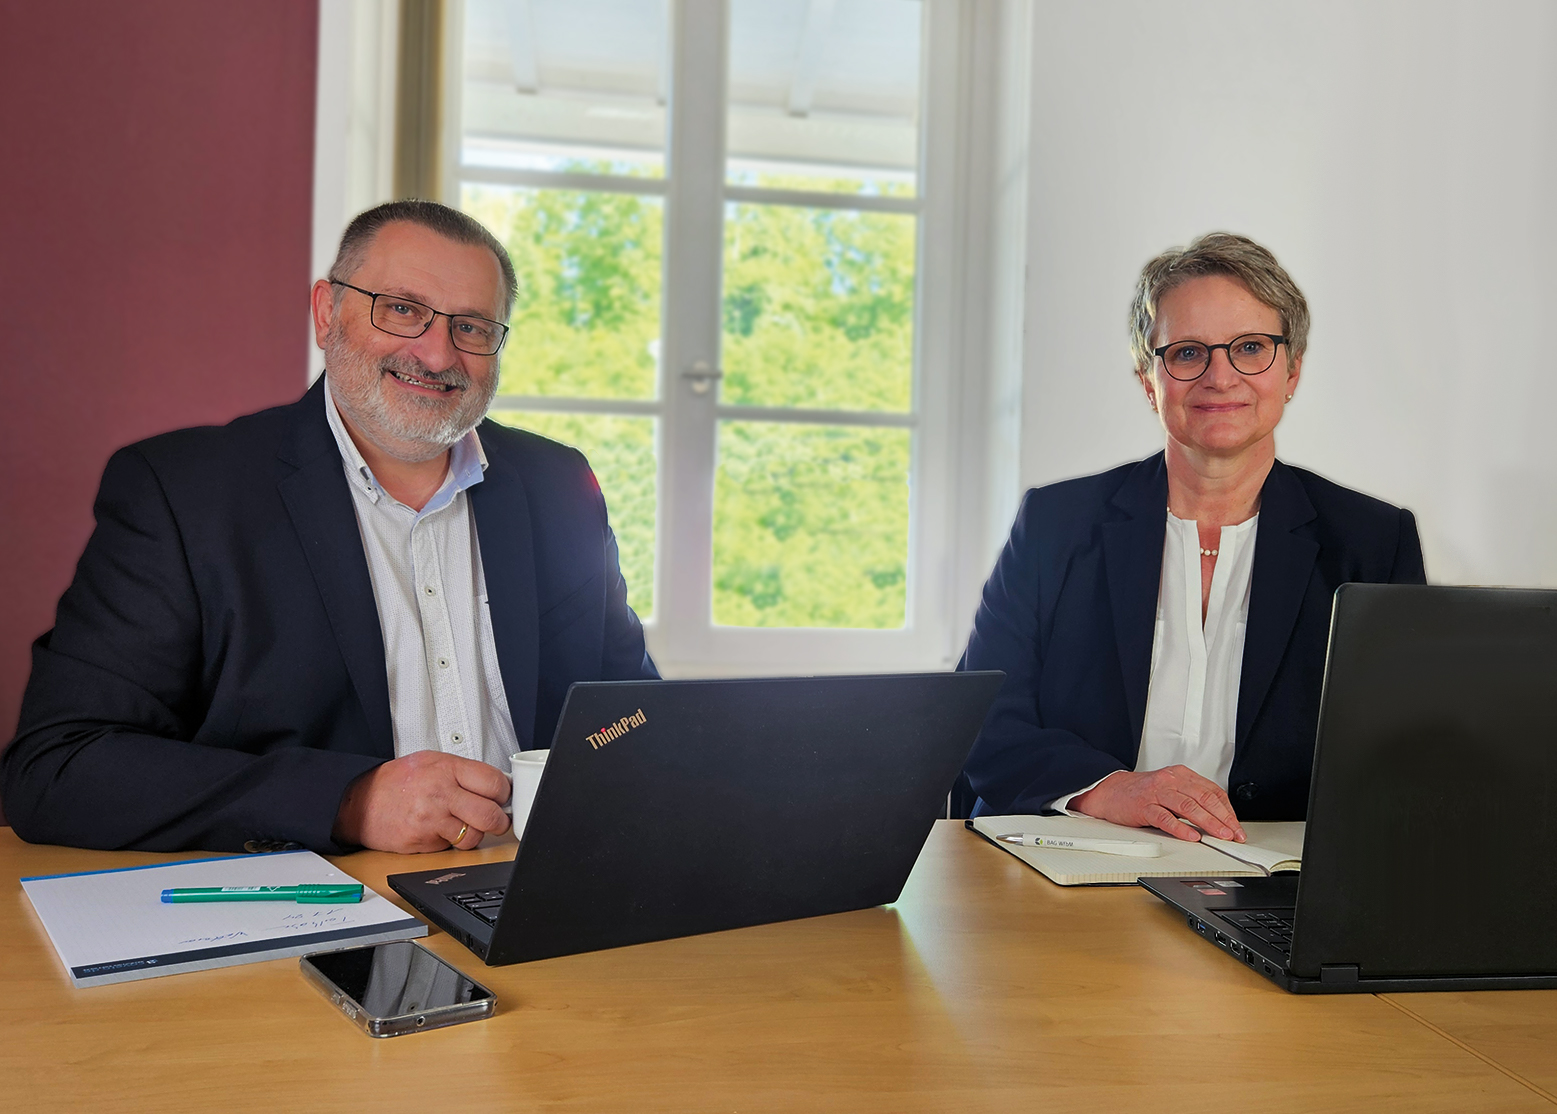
[1127,232,1310,375]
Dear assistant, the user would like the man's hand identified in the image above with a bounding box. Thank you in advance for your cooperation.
[1069,766,1245,843]
[333,751,512,853]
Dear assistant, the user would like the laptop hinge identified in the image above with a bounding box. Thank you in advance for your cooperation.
[1320,964,1360,985]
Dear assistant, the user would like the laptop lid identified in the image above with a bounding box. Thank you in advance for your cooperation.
[1290,584,1557,981]
[473,671,1003,964]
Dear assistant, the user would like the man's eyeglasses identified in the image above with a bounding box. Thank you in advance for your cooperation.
[1152,333,1288,381]
[331,281,510,356]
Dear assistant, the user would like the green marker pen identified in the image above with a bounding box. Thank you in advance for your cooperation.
[160,884,364,904]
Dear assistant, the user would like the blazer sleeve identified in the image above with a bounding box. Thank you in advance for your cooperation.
[1391,508,1428,584]
[599,521,659,681]
[1,447,381,853]
[579,456,657,682]
[959,492,1129,814]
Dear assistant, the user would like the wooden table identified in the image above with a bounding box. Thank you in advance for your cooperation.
[3,821,1554,1113]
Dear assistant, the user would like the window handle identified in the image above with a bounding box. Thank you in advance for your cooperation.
[680,360,724,395]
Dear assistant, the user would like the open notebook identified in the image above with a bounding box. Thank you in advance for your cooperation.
[969,814,1304,886]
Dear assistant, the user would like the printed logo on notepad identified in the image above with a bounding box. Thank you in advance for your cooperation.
[587,709,646,750]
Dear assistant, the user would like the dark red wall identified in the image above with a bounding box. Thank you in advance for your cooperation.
[0,2,319,782]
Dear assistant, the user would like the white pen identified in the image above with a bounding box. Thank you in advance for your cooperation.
[995,832,1163,858]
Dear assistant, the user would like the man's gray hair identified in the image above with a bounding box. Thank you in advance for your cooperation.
[1127,232,1310,374]
[328,199,518,319]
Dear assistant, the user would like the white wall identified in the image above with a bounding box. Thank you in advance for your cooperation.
[1020,0,1557,586]
[946,0,1033,637]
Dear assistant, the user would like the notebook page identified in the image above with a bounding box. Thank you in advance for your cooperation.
[1201,822,1305,873]
[21,850,422,979]
[971,815,1266,885]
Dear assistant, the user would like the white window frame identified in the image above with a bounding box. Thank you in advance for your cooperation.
[316,0,1031,678]
[311,0,402,382]
[650,0,963,674]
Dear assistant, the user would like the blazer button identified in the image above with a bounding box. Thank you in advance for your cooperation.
[244,838,303,853]
[1234,782,1258,803]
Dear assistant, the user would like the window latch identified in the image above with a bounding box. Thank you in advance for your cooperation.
[680,361,724,395]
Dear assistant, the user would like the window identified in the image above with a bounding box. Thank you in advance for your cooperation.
[439,0,992,674]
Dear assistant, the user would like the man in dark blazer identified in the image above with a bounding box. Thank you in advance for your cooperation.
[960,452,1425,826]
[2,201,655,855]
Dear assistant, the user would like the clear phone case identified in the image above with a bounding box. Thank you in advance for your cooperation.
[300,940,496,1038]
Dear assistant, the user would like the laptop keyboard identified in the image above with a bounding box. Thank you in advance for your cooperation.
[1220,910,1295,957]
[450,888,506,925]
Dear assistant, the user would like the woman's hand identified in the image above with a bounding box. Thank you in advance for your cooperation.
[1070,766,1245,842]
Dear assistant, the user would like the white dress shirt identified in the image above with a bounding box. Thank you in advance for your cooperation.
[323,382,521,771]
[1051,510,1259,813]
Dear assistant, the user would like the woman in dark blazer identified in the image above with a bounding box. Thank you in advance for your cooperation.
[960,233,1425,840]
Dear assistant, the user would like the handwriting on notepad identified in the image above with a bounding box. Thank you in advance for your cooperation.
[176,930,252,946]
[277,912,353,932]
[175,911,351,947]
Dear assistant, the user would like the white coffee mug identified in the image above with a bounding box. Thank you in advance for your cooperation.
[505,748,550,838]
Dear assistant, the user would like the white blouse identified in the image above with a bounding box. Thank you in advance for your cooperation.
[1052,510,1260,813]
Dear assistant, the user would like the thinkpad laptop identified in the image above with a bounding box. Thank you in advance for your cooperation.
[389,672,1004,965]
[1142,584,1557,993]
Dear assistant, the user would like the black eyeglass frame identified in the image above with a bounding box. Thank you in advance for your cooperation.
[330,281,510,356]
[1151,333,1289,381]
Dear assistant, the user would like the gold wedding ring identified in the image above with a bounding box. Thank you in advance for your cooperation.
[453,823,468,846]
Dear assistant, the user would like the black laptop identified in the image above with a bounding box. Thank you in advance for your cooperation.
[1142,584,1557,993]
[389,672,1004,965]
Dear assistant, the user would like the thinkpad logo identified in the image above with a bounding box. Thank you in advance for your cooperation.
[588,708,646,749]
[424,872,467,885]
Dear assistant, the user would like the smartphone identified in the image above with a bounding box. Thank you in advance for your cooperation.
[300,940,497,1037]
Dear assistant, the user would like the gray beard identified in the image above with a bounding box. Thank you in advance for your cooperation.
[324,329,497,463]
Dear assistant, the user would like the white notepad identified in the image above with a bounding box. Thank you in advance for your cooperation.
[970,814,1305,886]
[21,849,426,988]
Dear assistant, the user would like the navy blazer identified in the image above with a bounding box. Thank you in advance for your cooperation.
[2,380,656,852]
[959,453,1425,821]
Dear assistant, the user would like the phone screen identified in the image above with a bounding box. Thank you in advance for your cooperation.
[306,940,495,1018]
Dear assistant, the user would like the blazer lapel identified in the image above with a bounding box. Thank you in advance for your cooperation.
[276,382,394,757]
[1102,455,1169,754]
[470,443,540,749]
[1236,460,1319,751]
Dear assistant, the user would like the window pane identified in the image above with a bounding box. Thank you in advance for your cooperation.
[462,0,667,176]
[727,0,921,195]
[488,411,657,620]
[721,203,914,411]
[713,422,909,629]
[465,183,662,400]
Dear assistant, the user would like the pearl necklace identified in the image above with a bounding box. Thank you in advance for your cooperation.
[1167,507,1218,557]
